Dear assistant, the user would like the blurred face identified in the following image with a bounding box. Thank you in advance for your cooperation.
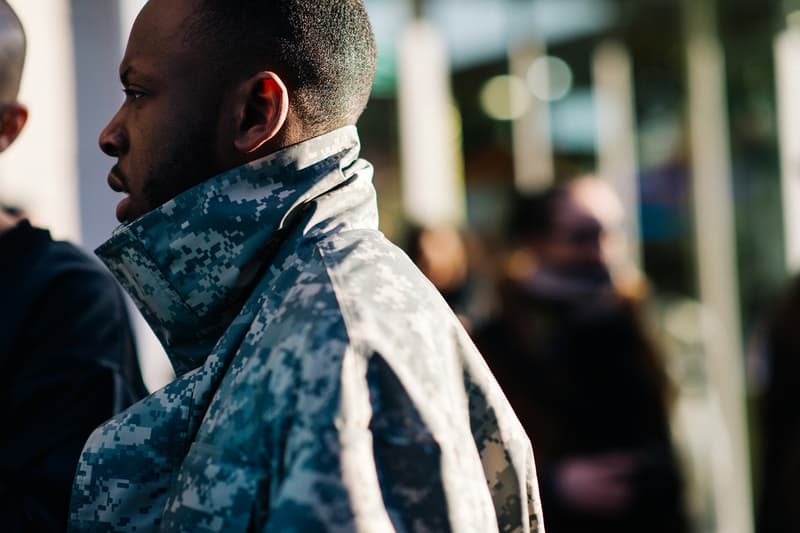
[415,228,468,292]
[536,193,606,274]
[99,0,235,223]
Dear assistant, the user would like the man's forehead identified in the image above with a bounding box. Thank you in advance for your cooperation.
[121,0,199,76]
[125,0,196,59]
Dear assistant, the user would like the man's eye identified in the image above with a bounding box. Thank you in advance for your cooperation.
[122,88,146,100]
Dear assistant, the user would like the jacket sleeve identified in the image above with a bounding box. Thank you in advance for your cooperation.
[262,349,531,533]
[0,265,140,532]
[262,350,449,532]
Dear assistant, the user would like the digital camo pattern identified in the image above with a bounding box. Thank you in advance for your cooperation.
[69,126,544,532]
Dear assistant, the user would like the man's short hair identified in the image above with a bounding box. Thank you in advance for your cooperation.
[187,0,377,135]
[508,186,568,244]
[0,1,25,103]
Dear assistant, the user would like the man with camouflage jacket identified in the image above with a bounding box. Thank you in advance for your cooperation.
[69,0,544,531]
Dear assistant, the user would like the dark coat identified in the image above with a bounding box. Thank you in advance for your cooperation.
[474,272,687,533]
[0,221,147,532]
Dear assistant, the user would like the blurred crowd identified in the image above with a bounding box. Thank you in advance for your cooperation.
[405,175,800,533]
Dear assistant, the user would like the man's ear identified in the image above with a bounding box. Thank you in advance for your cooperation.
[234,72,289,154]
[0,102,27,153]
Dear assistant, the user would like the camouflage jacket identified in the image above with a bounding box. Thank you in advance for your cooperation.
[69,126,544,532]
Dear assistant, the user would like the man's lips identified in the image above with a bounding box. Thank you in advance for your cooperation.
[107,165,129,193]
[108,165,133,223]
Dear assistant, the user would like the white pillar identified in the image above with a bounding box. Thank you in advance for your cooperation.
[682,0,754,531]
[509,41,554,193]
[775,15,800,273]
[397,20,465,228]
[0,0,78,242]
[592,41,642,269]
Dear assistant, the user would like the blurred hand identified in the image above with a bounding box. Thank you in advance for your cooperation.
[555,452,639,515]
[0,207,22,234]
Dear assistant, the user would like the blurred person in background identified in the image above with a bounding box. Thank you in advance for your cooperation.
[474,178,687,533]
[0,3,147,530]
[405,225,495,333]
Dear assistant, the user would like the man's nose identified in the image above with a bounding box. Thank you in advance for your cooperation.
[99,115,126,157]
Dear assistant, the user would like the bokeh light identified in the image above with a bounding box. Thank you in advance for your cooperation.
[479,74,530,121]
[527,55,574,102]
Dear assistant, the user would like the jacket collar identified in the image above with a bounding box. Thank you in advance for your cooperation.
[95,126,371,375]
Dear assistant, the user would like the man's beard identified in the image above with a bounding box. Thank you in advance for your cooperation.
[521,261,614,307]
[557,262,613,288]
[142,116,223,213]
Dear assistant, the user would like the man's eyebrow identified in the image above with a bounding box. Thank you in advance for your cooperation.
[120,66,153,86]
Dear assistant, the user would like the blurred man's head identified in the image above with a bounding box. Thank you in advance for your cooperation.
[99,0,377,224]
[0,1,27,154]
[511,185,606,280]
